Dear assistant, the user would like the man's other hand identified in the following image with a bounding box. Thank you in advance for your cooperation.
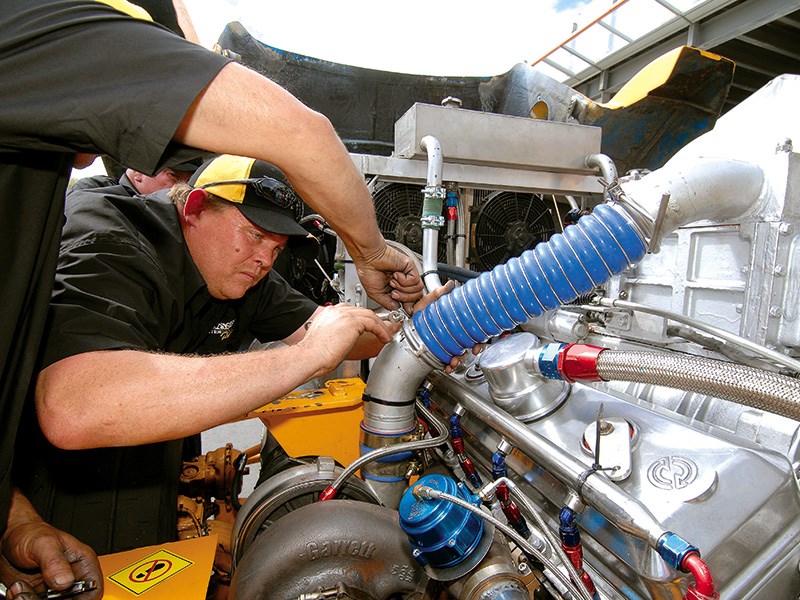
[355,244,423,312]
[1,490,103,599]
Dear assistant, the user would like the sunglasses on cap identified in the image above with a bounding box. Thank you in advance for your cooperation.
[198,176,303,220]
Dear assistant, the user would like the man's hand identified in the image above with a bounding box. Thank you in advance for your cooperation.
[409,279,453,314]
[1,489,102,599]
[299,303,393,377]
[355,244,423,312]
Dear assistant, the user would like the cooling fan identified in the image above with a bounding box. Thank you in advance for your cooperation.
[372,182,446,261]
[470,191,558,271]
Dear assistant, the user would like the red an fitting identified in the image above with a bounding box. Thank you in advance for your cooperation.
[317,486,338,502]
[558,344,606,383]
[682,552,719,600]
[562,544,598,597]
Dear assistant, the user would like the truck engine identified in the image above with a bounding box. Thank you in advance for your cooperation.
[222,72,800,600]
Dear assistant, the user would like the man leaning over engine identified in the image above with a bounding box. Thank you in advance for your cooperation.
[13,155,448,571]
[0,1,422,595]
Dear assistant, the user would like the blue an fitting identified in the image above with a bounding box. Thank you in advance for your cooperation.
[533,342,566,379]
[657,532,699,570]
[491,451,507,480]
[449,414,463,441]
[417,387,431,409]
[446,190,459,208]
[413,203,647,363]
[490,453,530,539]
[559,507,581,547]
[399,474,484,569]
[462,463,483,490]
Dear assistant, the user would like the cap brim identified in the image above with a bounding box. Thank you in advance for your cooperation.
[236,203,311,239]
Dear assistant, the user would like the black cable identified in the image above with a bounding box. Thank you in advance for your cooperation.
[437,262,480,282]
[230,452,248,512]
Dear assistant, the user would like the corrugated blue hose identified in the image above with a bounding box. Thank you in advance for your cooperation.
[413,204,647,364]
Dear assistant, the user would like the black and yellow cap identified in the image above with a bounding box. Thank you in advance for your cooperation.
[188,154,308,239]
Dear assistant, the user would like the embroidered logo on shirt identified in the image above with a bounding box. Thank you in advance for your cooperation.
[210,320,236,341]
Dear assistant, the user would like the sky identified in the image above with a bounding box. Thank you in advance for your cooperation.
[182,0,600,76]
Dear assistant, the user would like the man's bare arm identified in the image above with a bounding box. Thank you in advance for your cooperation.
[36,304,390,450]
[173,62,422,309]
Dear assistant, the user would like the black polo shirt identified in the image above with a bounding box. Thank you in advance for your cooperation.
[49,188,317,363]
[68,173,124,194]
[0,0,230,533]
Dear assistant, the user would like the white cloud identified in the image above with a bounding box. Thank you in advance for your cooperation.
[183,0,607,76]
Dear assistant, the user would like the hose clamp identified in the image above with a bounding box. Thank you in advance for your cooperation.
[401,319,447,370]
[422,185,447,199]
[421,214,445,229]
[602,181,655,244]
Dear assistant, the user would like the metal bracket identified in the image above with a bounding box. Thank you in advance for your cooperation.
[647,193,670,254]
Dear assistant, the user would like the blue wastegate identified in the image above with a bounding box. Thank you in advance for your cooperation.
[399,474,484,570]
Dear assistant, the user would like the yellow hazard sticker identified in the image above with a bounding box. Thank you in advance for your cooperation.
[108,549,193,595]
[99,536,216,599]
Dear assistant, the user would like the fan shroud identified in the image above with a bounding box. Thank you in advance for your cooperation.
[372,182,446,261]
[470,191,558,271]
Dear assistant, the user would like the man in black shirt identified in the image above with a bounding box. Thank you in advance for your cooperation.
[71,161,200,195]
[16,154,398,559]
[0,1,422,597]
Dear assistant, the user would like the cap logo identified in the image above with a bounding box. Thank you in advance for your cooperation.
[198,177,303,219]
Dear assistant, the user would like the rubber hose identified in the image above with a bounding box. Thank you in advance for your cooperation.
[414,203,647,363]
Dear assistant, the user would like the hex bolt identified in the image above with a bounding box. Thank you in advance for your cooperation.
[573,321,590,339]
[564,490,585,512]
[497,438,514,455]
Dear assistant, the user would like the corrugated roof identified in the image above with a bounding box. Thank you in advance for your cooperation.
[531,0,800,113]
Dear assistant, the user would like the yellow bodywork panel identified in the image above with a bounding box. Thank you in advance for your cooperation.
[602,46,728,109]
[575,45,734,173]
[249,378,366,467]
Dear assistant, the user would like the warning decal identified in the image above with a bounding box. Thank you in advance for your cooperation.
[109,549,193,595]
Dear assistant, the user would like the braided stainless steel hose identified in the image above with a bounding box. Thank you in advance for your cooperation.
[597,350,800,419]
